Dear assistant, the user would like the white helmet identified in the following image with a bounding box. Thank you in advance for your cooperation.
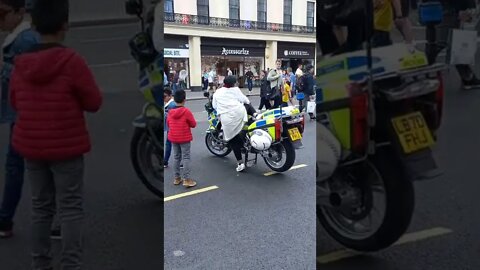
[250,129,272,151]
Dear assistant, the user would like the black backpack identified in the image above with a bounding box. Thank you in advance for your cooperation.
[296,75,305,93]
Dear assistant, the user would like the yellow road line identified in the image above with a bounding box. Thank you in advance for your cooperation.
[263,164,308,176]
[317,227,453,264]
[164,185,219,202]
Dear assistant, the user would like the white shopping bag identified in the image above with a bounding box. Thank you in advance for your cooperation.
[449,29,477,65]
[307,101,316,114]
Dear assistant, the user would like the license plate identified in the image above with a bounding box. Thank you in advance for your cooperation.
[391,112,435,154]
[288,127,302,141]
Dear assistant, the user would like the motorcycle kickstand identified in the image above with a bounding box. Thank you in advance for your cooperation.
[244,151,258,168]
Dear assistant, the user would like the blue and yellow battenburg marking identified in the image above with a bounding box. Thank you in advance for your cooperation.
[139,55,164,103]
[247,118,277,141]
[208,111,219,129]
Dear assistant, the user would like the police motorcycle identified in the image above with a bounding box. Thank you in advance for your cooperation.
[203,83,306,172]
[316,1,447,251]
[125,0,164,197]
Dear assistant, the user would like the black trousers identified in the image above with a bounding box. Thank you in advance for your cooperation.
[258,97,272,110]
[228,133,244,162]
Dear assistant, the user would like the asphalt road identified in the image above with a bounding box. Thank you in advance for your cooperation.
[164,97,317,269]
[316,59,480,270]
[0,91,164,270]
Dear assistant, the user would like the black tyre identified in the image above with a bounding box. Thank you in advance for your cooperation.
[317,147,415,252]
[130,127,163,198]
[263,140,296,172]
[205,132,232,157]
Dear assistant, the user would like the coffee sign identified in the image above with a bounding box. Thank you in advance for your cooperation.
[278,43,315,59]
[221,47,250,56]
[283,50,310,57]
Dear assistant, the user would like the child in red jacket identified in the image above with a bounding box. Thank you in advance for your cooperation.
[9,0,102,268]
[167,89,197,187]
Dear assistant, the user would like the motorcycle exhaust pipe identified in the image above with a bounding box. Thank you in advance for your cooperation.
[317,185,358,208]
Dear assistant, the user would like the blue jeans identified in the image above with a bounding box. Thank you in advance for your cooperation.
[247,80,253,91]
[0,123,25,223]
[164,132,172,165]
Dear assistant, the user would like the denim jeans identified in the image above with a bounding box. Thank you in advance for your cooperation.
[0,123,25,224]
[247,80,253,91]
[164,133,172,165]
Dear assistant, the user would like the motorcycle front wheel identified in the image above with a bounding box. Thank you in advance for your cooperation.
[263,140,296,172]
[317,147,415,252]
[205,132,232,157]
[130,127,164,198]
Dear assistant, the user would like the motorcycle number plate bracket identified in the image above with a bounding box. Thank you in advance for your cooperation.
[288,127,302,141]
[391,112,435,154]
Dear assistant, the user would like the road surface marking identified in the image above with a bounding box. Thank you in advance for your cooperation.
[164,185,219,202]
[317,227,453,264]
[263,164,308,176]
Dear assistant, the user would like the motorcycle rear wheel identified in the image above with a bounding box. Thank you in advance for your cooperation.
[130,127,164,198]
[263,140,296,172]
[317,147,415,252]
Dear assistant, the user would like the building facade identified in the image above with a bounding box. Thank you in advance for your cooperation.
[164,0,316,91]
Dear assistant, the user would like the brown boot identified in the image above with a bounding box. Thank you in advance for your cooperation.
[173,177,182,185]
[183,179,197,188]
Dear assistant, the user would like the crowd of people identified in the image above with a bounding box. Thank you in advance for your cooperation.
[163,59,317,189]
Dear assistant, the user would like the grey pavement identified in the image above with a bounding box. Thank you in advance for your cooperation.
[182,87,261,100]
[164,96,316,270]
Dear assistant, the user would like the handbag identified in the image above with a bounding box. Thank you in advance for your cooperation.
[448,28,477,65]
[307,101,316,114]
[296,92,305,100]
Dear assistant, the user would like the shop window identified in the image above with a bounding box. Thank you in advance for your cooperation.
[165,0,174,21]
[197,0,209,25]
[283,0,292,32]
[307,1,315,32]
[257,0,267,30]
[229,0,240,28]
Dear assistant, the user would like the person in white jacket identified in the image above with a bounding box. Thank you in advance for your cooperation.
[212,76,252,172]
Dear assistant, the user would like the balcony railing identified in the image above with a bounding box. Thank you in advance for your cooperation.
[164,13,315,34]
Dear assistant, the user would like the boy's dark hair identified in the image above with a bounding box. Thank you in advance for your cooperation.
[1,0,25,10]
[164,88,172,96]
[174,89,186,104]
[286,81,291,86]
[31,0,69,35]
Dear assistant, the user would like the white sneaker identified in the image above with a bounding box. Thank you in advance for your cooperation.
[236,163,246,172]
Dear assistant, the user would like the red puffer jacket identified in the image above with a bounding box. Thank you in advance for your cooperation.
[167,106,197,144]
[10,44,102,161]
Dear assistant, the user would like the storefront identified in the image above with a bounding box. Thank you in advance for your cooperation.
[201,38,266,87]
[277,42,316,71]
[164,35,190,89]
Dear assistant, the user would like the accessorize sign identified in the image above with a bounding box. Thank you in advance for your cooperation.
[221,47,250,56]
[201,46,265,57]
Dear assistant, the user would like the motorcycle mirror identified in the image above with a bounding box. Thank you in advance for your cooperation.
[125,0,143,16]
